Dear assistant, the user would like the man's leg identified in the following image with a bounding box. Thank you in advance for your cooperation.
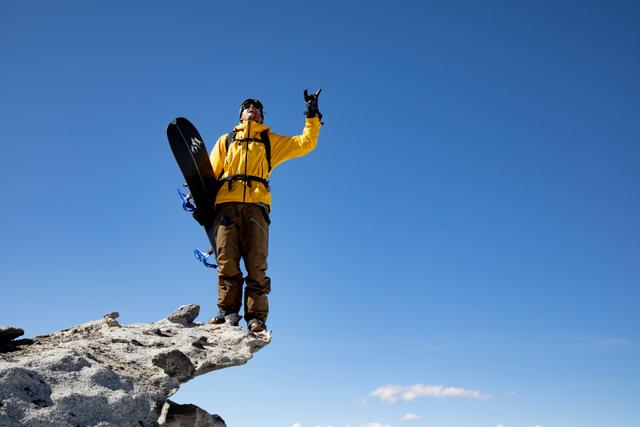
[214,204,243,318]
[241,204,271,326]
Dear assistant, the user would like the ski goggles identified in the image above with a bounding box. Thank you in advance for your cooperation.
[240,98,263,112]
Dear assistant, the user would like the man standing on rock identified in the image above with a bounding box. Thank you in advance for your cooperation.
[205,90,322,333]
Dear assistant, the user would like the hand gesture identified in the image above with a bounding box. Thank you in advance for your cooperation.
[304,89,323,123]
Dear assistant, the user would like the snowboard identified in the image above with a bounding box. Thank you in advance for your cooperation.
[166,117,218,265]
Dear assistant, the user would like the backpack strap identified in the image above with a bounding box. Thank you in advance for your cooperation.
[260,130,272,173]
[218,131,236,181]
[225,131,235,154]
[219,174,270,191]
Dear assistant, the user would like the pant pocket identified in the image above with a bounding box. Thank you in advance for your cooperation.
[260,206,271,225]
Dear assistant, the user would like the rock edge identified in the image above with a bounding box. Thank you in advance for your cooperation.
[0,304,271,427]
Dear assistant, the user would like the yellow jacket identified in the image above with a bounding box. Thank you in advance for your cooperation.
[210,117,320,208]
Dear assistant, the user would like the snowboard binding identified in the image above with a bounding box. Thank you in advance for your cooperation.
[176,189,218,268]
[194,248,217,268]
[178,187,196,212]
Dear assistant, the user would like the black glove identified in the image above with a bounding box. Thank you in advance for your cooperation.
[304,89,323,123]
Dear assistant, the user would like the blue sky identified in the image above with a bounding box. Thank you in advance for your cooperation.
[1,1,639,426]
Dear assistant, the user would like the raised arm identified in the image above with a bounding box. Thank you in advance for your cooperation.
[269,89,323,169]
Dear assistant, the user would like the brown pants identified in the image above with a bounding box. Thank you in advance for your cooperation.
[211,203,270,322]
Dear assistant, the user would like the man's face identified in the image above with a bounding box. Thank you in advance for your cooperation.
[241,102,263,123]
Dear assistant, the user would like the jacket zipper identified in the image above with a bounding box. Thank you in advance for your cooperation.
[242,120,250,202]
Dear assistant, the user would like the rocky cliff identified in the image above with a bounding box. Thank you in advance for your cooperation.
[0,305,271,427]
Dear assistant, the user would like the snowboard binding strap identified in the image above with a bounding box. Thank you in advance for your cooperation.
[178,188,196,212]
[194,248,217,268]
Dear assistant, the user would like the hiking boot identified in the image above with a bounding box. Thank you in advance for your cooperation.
[225,313,242,326]
[208,311,241,326]
[247,318,266,333]
[208,313,225,325]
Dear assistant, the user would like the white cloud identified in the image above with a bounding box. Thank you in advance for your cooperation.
[361,424,392,427]
[367,384,405,403]
[531,425,542,427]
[290,423,301,427]
[496,424,505,427]
[504,390,517,397]
[400,412,422,420]
[366,383,491,403]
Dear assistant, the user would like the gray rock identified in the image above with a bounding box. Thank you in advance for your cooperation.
[104,317,121,328]
[0,339,34,354]
[159,400,226,427]
[166,304,200,326]
[0,326,24,343]
[103,312,120,320]
[0,367,53,408]
[153,350,195,382]
[0,305,270,426]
